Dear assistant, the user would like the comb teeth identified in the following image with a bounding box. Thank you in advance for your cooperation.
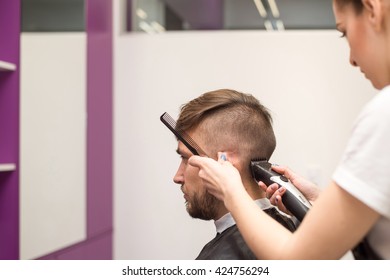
[160,112,207,156]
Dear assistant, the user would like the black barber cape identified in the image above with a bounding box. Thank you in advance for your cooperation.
[195,207,297,260]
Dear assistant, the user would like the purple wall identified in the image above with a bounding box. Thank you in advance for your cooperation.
[0,0,112,260]
[86,0,113,239]
[38,0,113,260]
[0,0,20,260]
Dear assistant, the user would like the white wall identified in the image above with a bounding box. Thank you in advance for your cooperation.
[114,24,376,260]
[20,33,86,259]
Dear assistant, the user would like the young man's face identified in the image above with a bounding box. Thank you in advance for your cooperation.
[173,139,220,221]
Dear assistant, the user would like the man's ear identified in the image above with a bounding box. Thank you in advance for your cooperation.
[222,152,246,176]
[362,0,386,31]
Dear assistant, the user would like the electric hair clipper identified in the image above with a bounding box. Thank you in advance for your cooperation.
[250,159,311,222]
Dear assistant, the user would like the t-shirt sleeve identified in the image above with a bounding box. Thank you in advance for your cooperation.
[333,88,390,219]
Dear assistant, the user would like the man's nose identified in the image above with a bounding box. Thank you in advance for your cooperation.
[349,52,358,67]
[173,168,184,185]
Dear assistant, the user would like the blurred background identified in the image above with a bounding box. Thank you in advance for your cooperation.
[0,0,374,260]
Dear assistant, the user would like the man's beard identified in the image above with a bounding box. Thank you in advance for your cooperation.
[185,190,220,220]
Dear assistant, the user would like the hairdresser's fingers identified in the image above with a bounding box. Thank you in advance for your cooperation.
[189,154,234,184]
[268,184,279,199]
[191,153,244,202]
[189,155,211,168]
[264,184,290,214]
[258,181,268,192]
[259,182,278,199]
[268,185,285,204]
[188,155,201,169]
[271,165,296,181]
[271,165,320,203]
[190,156,219,183]
[275,194,290,214]
[190,156,221,189]
[271,165,287,176]
[271,190,289,215]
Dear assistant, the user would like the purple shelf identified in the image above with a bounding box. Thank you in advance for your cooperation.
[0,0,21,260]
[0,164,16,172]
[0,60,17,71]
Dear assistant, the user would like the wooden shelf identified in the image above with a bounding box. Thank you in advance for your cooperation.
[0,60,17,71]
[0,163,16,172]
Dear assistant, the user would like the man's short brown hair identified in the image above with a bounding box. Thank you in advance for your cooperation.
[176,89,276,177]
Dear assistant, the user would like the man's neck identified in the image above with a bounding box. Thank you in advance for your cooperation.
[214,198,272,234]
[213,182,266,221]
[244,180,266,200]
[213,205,229,221]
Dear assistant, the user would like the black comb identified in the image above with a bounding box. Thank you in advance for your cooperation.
[160,112,207,156]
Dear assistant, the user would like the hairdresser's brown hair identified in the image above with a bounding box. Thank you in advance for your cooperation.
[335,0,363,13]
[177,89,276,174]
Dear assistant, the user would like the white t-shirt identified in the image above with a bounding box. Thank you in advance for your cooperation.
[333,85,390,259]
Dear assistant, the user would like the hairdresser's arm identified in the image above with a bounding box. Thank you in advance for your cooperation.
[189,155,380,259]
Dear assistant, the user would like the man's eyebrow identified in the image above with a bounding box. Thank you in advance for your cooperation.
[176,148,186,156]
[176,148,191,157]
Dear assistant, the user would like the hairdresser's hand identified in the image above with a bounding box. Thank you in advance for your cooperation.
[259,165,321,214]
[259,181,291,215]
[188,152,246,203]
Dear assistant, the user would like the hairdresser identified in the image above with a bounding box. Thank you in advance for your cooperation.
[188,0,390,259]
